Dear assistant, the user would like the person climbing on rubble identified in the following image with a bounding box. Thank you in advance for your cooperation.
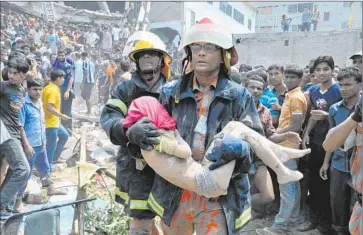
[139,18,308,235]
[17,78,67,212]
[100,31,172,235]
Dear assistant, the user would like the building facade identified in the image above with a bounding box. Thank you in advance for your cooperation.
[147,1,257,45]
[256,1,362,33]
[183,2,257,34]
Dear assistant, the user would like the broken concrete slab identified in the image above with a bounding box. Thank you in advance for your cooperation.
[90,147,116,165]
[23,178,43,204]
[60,148,77,162]
[52,163,68,172]
[72,113,100,123]
[63,137,79,152]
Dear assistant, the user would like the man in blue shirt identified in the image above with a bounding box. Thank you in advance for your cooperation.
[300,56,342,234]
[319,67,361,235]
[18,79,67,210]
[53,49,74,131]
[267,64,288,127]
[45,27,60,54]
[301,7,312,32]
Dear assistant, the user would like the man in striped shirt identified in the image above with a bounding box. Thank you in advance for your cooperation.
[80,52,95,114]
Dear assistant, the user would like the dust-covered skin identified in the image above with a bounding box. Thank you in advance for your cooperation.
[224,121,311,160]
[223,121,311,184]
[141,120,311,197]
[141,130,236,198]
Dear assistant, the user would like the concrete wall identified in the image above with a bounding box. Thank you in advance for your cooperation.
[234,28,362,68]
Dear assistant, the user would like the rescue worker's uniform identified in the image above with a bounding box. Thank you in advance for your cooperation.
[100,31,171,233]
[147,18,264,235]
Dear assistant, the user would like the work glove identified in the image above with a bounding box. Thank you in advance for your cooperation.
[154,130,178,156]
[126,117,161,151]
[206,134,252,173]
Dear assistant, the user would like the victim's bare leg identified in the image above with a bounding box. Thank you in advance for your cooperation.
[221,121,308,184]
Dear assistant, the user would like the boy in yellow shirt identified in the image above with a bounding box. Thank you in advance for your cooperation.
[42,69,71,171]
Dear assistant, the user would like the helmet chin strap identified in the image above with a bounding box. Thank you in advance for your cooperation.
[137,56,163,82]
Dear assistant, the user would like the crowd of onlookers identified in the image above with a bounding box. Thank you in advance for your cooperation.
[231,52,362,235]
[0,5,138,217]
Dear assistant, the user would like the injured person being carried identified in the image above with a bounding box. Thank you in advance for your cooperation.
[123,96,311,198]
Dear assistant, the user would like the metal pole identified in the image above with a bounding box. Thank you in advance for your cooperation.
[77,129,87,235]
[71,128,87,235]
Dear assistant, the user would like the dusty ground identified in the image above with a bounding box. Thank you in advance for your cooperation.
[240,217,321,235]
[53,166,321,235]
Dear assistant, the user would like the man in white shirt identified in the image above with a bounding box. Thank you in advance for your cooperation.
[83,27,100,48]
[39,41,52,55]
[33,27,43,46]
[120,26,130,43]
[74,52,83,98]
[40,51,52,85]
[112,25,122,43]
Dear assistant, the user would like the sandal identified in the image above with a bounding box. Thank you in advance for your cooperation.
[256,227,287,235]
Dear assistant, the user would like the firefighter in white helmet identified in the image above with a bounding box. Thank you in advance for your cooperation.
[100,31,171,234]
[145,18,264,235]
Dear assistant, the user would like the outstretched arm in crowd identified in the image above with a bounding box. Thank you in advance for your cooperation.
[269,131,301,144]
[19,106,34,159]
[302,116,317,149]
[323,116,358,152]
[64,76,74,100]
[323,96,362,152]
[319,151,333,180]
[47,103,71,121]
[277,113,304,134]
[19,127,33,159]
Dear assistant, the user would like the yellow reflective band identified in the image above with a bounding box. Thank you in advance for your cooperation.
[174,95,179,104]
[235,207,251,229]
[147,193,164,217]
[130,200,149,210]
[106,99,128,116]
[115,188,129,204]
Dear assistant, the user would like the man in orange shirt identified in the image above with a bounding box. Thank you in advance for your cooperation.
[102,58,117,103]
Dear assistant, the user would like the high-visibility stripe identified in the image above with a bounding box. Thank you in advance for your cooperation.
[147,193,164,217]
[130,199,149,210]
[115,187,129,204]
[235,207,251,229]
[115,188,150,211]
[106,99,128,116]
